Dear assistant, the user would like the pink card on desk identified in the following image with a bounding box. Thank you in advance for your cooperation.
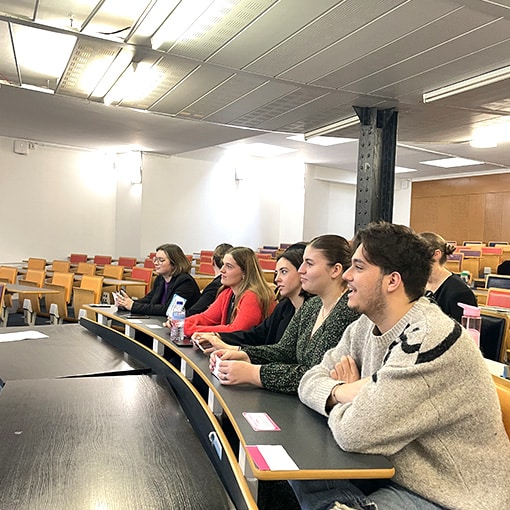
[243,412,280,431]
[246,445,299,471]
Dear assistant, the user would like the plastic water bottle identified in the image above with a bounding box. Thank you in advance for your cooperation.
[170,300,185,343]
[458,302,481,348]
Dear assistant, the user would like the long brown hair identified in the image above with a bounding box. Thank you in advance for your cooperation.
[222,246,275,320]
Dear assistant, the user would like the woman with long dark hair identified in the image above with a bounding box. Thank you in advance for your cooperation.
[193,243,310,351]
[209,235,360,395]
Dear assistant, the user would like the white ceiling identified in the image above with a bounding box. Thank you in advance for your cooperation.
[1,0,510,180]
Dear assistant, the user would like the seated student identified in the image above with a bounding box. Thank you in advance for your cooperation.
[192,242,309,352]
[186,243,233,316]
[115,243,200,316]
[420,231,477,322]
[176,246,276,336]
[498,259,510,275]
[293,222,510,510]
[208,235,360,395]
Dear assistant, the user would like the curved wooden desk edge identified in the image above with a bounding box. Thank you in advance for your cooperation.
[148,330,395,481]
[80,316,257,510]
[82,307,395,481]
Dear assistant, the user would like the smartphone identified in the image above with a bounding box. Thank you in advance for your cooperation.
[172,336,193,347]
[192,338,213,352]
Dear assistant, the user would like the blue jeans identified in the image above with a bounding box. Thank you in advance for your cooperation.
[288,479,447,510]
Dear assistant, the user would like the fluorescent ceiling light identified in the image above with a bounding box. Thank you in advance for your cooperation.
[286,134,355,146]
[395,166,417,174]
[104,62,163,105]
[469,118,510,148]
[91,49,134,98]
[304,116,359,139]
[244,143,297,158]
[420,157,484,168]
[12,25,76,78]
[21,84,54,94]
[423,65,510,103]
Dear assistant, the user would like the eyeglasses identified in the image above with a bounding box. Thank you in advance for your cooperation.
[153,257,169,264]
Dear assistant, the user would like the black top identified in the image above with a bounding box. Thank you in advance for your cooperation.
[186,275,222,316]
[429,273,478,322]
[219,297,296,346]
[131,273,200,316]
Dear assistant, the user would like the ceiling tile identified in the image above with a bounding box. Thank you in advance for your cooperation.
[204,80,297,125]
[168,0,277,61]
[287,0,459,86]
[208,0,340,68]
[244,0,404,77]
[151,64,235,115]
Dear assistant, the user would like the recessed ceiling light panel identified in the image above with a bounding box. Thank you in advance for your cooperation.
[420,157,484,168]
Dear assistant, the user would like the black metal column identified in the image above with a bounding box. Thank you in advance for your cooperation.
[353,106,398,232]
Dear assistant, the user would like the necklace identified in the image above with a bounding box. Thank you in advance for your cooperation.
[320,291,346,320]
[311,289,348,336]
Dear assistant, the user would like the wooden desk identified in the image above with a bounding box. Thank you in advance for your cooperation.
[181,345,394,481]
[474,288,488,305]
[73,274,146,290]
[83,308,395,495]
[0,375,236,509]
[0,324,147,381]
[5,283,59,295]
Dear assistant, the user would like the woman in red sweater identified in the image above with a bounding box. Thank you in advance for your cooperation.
[182,246,276,336]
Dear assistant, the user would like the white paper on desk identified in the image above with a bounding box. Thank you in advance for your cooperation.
[247,444,299,471]
[127,319,143,323]
[145,324,163,329]
[0,330,49,342]
[243,412,280,431]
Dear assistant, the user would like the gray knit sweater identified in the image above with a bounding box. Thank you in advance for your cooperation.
[299,297,510,510]
[243,294,360,394]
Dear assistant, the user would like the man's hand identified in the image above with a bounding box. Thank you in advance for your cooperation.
[330,355,360,383]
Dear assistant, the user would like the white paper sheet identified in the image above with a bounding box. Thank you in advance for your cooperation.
[0,330,49,342]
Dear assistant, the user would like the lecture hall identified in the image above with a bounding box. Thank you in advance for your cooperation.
[1,1,510,509]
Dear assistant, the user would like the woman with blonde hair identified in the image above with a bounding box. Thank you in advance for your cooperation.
[180,246,276,336]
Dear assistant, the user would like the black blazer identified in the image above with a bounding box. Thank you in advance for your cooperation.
[131,273,200,316]
[219,297,296,346]
[185,275,222,317]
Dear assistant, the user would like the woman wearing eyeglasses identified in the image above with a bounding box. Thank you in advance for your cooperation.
[115,243,200,316]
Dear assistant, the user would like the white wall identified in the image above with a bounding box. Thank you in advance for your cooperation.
[0,136,412,264]
[0,138,118,262]
[139,153,306,254]
[303,164,412,242]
